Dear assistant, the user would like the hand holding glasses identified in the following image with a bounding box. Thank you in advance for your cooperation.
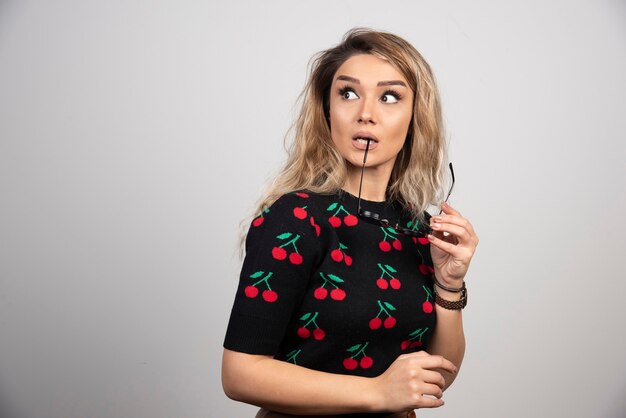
[356,139,455,237]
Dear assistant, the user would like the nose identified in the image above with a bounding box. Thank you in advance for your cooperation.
[357,96,376,124]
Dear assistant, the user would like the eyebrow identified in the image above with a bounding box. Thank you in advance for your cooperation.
[336,75,407,87]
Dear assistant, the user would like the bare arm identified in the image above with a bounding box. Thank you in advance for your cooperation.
[426,292,465,390]
[222,348,457,415]
[426,202,478,390]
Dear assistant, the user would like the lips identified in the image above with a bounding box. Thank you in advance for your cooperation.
[352,132,379,150]
[353,132,378,143]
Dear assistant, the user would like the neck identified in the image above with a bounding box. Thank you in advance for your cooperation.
[344,164,392,202]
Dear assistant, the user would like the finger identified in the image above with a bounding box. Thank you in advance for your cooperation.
[428,234,474,260]
[431,214,478,244]
[418,382,444,399]
[430,222,472,246]
[440,201,460,216]
[418,355,458,374]
[414,396,445,409]
[420,369,447,390]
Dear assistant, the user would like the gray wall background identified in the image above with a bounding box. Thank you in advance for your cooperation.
[1,1,625,417]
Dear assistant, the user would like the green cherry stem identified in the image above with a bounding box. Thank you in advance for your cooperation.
[376,300,390,317]
[303,312,319,327]
[252,272,274,287]
[377,263,393,278]
[422,285,433,300]
[279,234,301,250]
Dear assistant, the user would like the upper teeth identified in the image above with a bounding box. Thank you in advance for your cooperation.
[356,137,373,143]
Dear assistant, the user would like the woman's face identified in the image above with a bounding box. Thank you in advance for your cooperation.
[328,54,413,175]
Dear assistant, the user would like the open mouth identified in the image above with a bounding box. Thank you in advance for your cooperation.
[353,132,378,144]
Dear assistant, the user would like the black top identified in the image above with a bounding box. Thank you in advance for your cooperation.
[224,191,437,415]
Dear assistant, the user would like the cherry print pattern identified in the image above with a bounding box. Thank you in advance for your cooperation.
[285,349,302,365]
[227,192,437,377]
[309,216,321,237]
[330,243,352,266]
[326,202,358,228]
[272,232,304,265]
[375,263,401,290]
[400,328,429,350]
[369,300,397,330]
[297,312,326,340]
[343,342,373,370]
[378,227,402,252]
[422,285,434,313]
[315,273,347,301]
[252,208,270,227]
[245,271,278,302]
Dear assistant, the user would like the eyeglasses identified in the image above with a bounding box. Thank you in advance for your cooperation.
[356,139,455,237]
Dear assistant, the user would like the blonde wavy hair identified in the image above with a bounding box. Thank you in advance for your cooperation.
[248,28,447,236]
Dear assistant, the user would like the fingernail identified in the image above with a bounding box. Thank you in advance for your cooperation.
[431,223,441,229]
[432,216,443,222]
[428,234,435,241]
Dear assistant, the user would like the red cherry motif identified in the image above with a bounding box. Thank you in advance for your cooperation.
[401,328,429,350]
[343,342,372,371]
[314,287,328,300]
[295,192,309,198]
[419,264,434,275]
[422,285,434,313]
[330,288,346,301]
[297,326,311,338]
[262,290,278,302]
[289,252,303,265]
[369,317,382,330]
[246,271,277,303]
[244,285,259,298]
[309,216,321,237]
[326,202,357,228]
[330,249,343,262]
[317,273,346,301]
[343,358,358,370]
[360,356,373,369]
[328,216,342,228]
[273,232,303,265]
[375,263,400,291]
[378,227,402,253]
[422,301,433,314]
[417,237,429,245]
[330,243,351,266]
[312,328,326,340]
[293,207,307,219]
[272,247,287,260]
[252,209,269,227]
[384,317,396,328]
[369,300,397,330]
[297,312,325,340]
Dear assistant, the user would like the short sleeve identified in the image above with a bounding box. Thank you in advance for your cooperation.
[223,192,322,355]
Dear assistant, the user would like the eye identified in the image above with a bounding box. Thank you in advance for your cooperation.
[381,91,401,104]
[339,87,359,100]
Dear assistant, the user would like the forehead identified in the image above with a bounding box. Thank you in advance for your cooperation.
[333,54,408,86]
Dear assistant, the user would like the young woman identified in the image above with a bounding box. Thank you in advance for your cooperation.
[222,28,478,418]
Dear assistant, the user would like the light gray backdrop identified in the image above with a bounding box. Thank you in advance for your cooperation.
[1,1,625,417]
